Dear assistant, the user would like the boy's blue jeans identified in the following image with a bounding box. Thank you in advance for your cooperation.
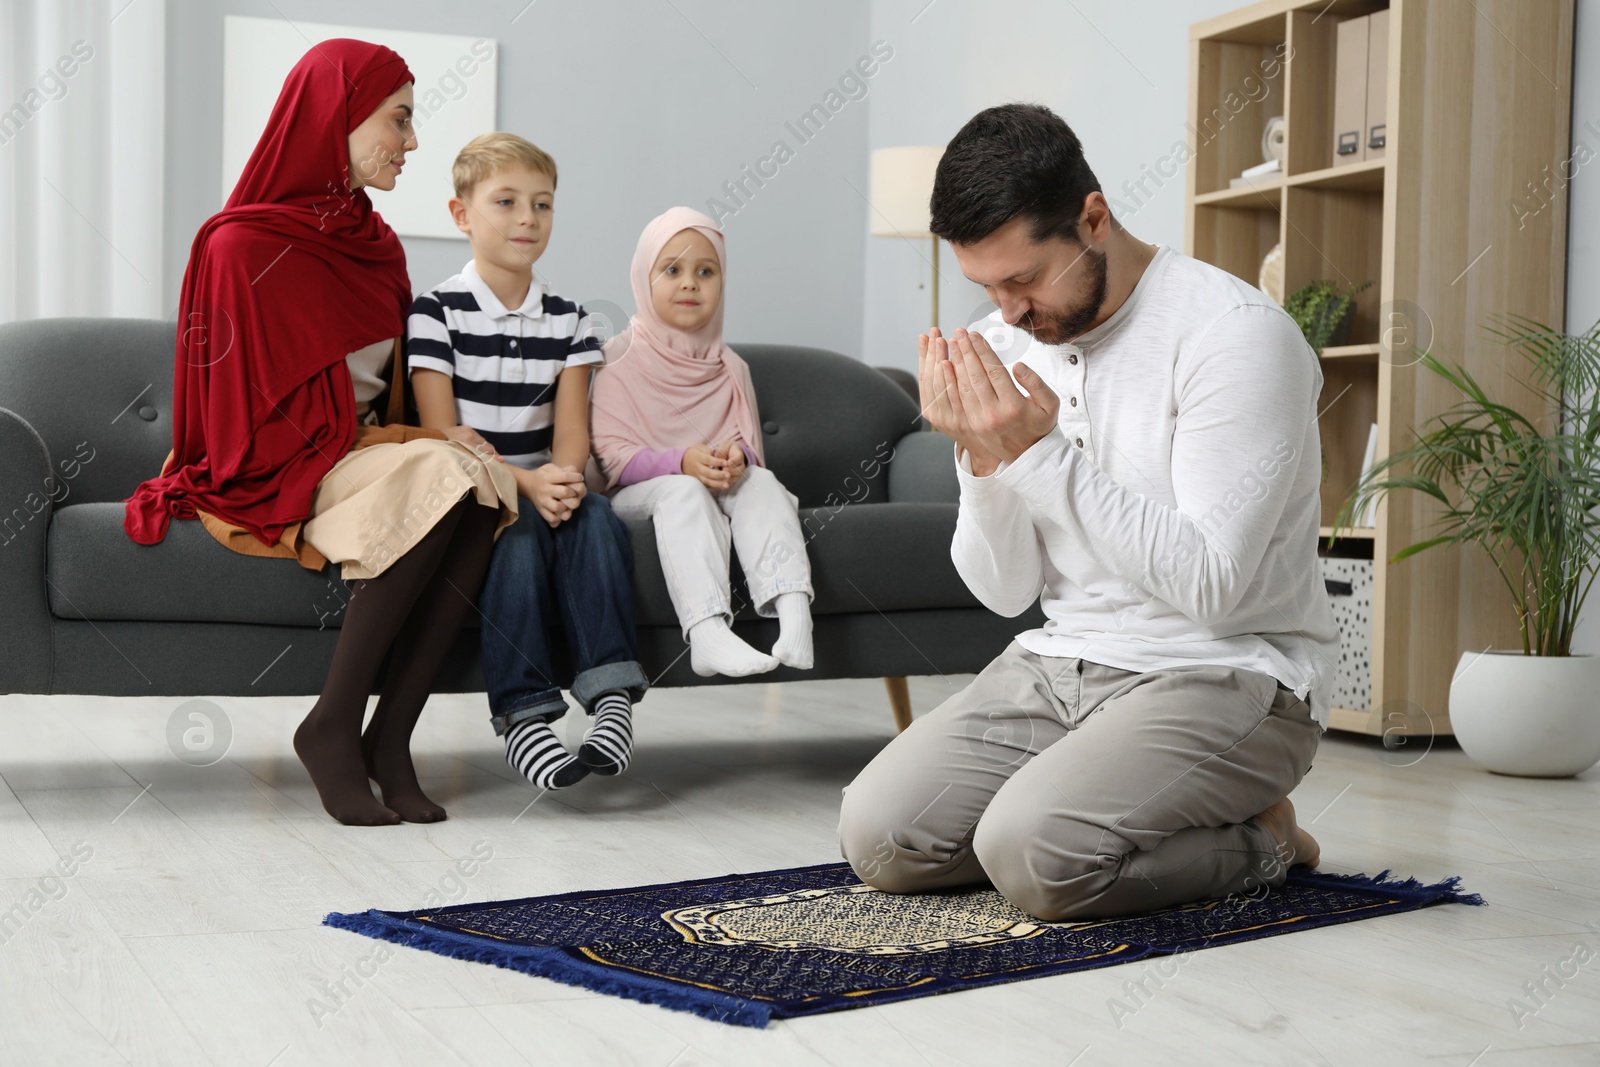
[479,492,648,736]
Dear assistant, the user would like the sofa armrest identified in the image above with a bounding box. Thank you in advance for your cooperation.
[0,408,56,693]
[886,429,959,505]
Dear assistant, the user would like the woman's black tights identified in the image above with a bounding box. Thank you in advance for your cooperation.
[294,496,499,825]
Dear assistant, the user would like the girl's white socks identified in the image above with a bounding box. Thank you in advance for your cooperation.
[689,616,778,677]
[771,592,814,670]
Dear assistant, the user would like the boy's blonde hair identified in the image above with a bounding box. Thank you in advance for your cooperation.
[451,132,558,199]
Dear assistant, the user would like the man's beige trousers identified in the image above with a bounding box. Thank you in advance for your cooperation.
[839,641,1321,920]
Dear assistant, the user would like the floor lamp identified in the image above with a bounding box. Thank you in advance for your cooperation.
[867,145,944,733]
[869,146,945,331]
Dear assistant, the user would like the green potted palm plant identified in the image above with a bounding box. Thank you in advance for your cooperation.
[1336,316,1600,777]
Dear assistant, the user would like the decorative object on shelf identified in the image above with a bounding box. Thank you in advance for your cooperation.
[1259,242,1285,305]
[1262,115,1288,170]
[1320,557,1373,711]
[1337,317,1600,777]
[869,146,945,330]
[1284,279,1371,354]
[1232,116,1287,190]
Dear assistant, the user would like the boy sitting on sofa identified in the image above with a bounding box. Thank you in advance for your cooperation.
[407,132,647,791]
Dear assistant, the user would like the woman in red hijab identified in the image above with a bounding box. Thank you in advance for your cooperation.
[126,40,518,826]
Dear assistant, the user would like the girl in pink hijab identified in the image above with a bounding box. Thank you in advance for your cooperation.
[592,207,814,677]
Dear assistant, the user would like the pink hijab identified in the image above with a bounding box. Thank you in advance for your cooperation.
[590,207,764,491]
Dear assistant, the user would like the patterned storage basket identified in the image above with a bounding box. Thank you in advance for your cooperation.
[1320,557,1373,711]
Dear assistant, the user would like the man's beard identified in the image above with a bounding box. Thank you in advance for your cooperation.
[1018,244,1109,345]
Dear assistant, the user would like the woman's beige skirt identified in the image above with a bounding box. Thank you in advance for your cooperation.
[303,438,519,581]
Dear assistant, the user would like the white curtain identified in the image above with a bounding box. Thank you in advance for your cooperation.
[0,0,166,322]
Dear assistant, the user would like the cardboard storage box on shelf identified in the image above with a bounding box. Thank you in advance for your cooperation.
[1365,9,1389,160]
[1332,10,1391,166]
[1333,15,1369,165]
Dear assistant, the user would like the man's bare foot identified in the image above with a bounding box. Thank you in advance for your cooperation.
[1254,796,1320,869]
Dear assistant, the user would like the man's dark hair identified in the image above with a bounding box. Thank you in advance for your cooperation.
[930,103,1106,246]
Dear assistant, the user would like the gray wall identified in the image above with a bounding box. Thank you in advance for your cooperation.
[163,0,871,355]
[1568,0,1598,658]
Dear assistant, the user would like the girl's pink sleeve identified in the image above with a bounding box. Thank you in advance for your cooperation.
[617,447,688,487]
[739,442,760,468]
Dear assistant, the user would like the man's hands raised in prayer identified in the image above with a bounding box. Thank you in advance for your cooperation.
[917,326,1060,478]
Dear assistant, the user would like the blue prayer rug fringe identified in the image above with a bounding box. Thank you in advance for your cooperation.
[1283,867,1486,907]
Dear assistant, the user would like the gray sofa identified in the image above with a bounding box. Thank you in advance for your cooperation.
[0,318,1044,716]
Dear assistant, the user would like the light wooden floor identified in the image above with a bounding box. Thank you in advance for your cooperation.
[1,676,1597,1067]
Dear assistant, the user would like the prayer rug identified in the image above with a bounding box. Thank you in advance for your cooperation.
[325,863,1481,1028]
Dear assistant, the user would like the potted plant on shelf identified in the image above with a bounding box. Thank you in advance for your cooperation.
[1336,316,1600,777]
[1285,279,1371,353]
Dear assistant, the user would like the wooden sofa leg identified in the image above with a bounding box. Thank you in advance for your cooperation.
[884,676,913,733]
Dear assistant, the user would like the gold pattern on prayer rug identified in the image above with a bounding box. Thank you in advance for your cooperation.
[664,883,1097,955]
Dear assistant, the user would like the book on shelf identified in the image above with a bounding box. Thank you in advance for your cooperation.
[1229,158,1282,188]
[1355,422,1379,527]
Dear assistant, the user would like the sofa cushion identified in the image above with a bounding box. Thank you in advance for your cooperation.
[735,345,921,509]
[887,430,960,505]
[623,501,980,627]
[48,502,352,628]
[50,501,983,628]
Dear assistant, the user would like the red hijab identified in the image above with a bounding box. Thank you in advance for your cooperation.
[124,39,414,548]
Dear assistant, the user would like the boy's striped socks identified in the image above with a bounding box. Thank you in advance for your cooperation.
[504,719,588,789]
[579,691,634,775]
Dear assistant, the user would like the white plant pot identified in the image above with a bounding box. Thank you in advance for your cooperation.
[1448,650,1600,778]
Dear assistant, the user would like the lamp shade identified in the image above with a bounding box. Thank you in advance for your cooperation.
[868,146,944,237]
